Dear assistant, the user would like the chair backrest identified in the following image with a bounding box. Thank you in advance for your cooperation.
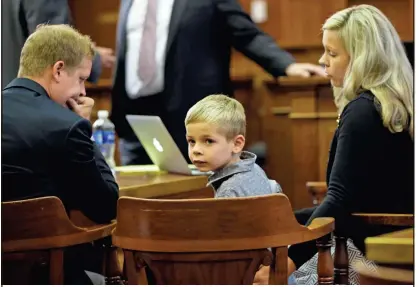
[2,196,83,252]
[114,193,312,252]
[2,196,118,285]
[113,193,334,285]
[2,196,82,284]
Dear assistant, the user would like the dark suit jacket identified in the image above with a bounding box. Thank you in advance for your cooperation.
[2,78,119,224]
[111,0,296,139]
[1,0,102,88]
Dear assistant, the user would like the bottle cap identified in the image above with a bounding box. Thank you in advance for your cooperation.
[97,110,109,119]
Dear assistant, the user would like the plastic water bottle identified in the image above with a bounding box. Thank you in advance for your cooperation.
[92,110,116,176]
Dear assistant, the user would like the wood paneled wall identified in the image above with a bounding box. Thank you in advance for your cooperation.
[69,0,120,79]
[238,0,347,48]
[261,77,336,209]
[69,0,413,81]
[231,0,413,78]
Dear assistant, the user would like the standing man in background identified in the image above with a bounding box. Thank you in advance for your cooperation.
[112,0,326,166]
[1,0,116,87]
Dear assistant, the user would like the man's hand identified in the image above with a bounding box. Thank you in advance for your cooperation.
[253,266,270,285]
[285,63,326,78]
[96,46,116,69]
[67,97,95,121]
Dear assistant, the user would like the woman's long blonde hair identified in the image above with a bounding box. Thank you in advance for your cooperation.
[323,5,413,138]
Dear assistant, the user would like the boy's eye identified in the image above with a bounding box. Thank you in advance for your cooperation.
[205,139,214,144]
[187,139,195,144]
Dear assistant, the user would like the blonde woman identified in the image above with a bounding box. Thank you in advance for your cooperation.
[255,4,413,284]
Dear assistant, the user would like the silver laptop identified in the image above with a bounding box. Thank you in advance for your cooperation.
[126,115,210,176]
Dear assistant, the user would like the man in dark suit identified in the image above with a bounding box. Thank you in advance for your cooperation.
[111,0,326,165]
[2,24,118,284]
[3,23,118,224]
[1,0,116,88]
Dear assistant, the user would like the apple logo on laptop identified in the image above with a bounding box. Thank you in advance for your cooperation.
[153,138,164,152]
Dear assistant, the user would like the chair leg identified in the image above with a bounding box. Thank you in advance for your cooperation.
[334,235,349,284]
[316,233,334,285]
[269,247,288,285]
[124,250,148,285]
[49,249,64,284]
[104,246,125,284]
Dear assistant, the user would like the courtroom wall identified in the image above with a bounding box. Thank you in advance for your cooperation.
[69,0,413,80]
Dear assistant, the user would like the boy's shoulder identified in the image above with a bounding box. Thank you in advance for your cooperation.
[207,151,258,187]
[212,160,280,198]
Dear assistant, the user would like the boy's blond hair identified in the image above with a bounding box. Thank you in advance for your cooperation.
[18,24,95,78]
[185,94,246,139]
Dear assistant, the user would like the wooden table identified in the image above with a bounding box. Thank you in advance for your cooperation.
[116,170,213,199]
[365,228,414,265]
[71,170,213,226]
[355,228,414,284]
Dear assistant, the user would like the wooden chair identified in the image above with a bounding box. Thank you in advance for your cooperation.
[306,181,414,284]
[2,196,117,284]
[306,181,328,206]
[113,193,335,285]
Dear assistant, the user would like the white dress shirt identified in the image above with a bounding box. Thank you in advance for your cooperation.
[125,0,174,98]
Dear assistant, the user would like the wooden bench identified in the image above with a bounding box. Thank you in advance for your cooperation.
[113,193,335,284]
[2,196,117,284]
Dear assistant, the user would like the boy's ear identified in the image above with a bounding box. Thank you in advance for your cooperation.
[232,134,245,154]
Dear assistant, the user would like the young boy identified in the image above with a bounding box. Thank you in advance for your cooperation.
[185,94,282,198]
